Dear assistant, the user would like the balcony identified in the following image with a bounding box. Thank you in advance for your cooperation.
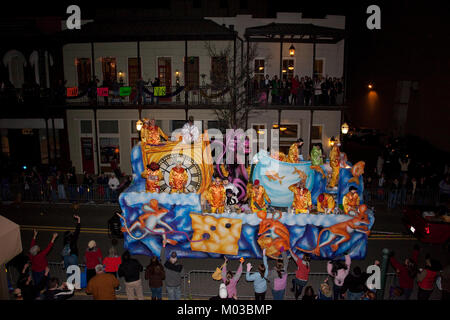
[0,85,346,115]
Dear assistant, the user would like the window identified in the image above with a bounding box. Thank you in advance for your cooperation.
[278,124,298,139]
[282,59,294,80]
[102,57,117,84]
[314,59,324,79]
[100,137,120,164]
[80,120,92,134]
[128,57,141,88]
[76,58,91,88]
[254,59,265,83]
[186,57,200,89]
[311,125,323,141]
[158,57,172,88]
[171,120,186,132]
[252,124,266,153]
[99,120,119,134]
[211,56,228,88]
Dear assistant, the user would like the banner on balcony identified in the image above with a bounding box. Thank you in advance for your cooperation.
[97,87,109,97]
[66,87,79,97]
[120,86,132,96]
[153,86,166,97]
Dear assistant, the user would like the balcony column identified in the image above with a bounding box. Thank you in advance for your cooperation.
[312,37,316,106]
[309,110,314,154]
[184,40,188,121]
[279,38,283,79]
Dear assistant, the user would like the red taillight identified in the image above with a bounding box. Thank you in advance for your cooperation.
[425,225,430,234]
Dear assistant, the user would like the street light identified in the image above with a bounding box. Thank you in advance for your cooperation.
[341,122,349,135]
[289,44,295,57]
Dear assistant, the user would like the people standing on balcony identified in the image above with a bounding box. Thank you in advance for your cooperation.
[336,77,344,105]
[281,78,290,105]
[329,77,336,105]
[151,77,160,105]
[313,76,321,105]
[304,76,313,106]
[290,75,299,105]
[297,77,305,106]
[320,77,329,105]
[111,79,121,105]
[133,77,149,105]
[102,79,111,105]
[262,74,271,104]
[88,77,99,106]
[270,75,279,104]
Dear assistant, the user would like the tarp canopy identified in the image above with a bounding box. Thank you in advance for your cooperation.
[0,215,22,265]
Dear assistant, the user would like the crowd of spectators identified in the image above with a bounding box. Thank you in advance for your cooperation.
[362,147,449,208]
[249,74,344,106]
[0,165,131,204]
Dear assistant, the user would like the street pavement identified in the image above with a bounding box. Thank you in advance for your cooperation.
[1,200,448,300]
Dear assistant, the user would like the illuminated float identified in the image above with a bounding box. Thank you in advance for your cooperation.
[118,130,374,260]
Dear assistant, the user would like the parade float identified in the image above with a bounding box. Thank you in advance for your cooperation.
[118,124,374,260]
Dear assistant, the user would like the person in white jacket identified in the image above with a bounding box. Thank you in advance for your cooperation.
[181,116,200,144]
[108,174,120,202]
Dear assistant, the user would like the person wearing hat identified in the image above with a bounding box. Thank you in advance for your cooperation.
[84,240,103,285]
[142,118,168,145]
[343,186,360,215]
[141,162,163,193]
[29,229,58,287]
[169,161,188,193]
[317,193,336,214]
[287,138,304,163]
[288,180,312,214]
[161,239,184,300]
[206,176,226,213]
[246,179,271,213]
[181,116,200,144]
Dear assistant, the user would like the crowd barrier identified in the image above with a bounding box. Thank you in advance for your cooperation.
[1,184,442,207]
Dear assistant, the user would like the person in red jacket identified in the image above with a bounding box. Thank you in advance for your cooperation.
[288,248,311,300]
[29,230,58,287]
[84,240,103,285]
[417,254,442,300]
[389,244,420,300]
